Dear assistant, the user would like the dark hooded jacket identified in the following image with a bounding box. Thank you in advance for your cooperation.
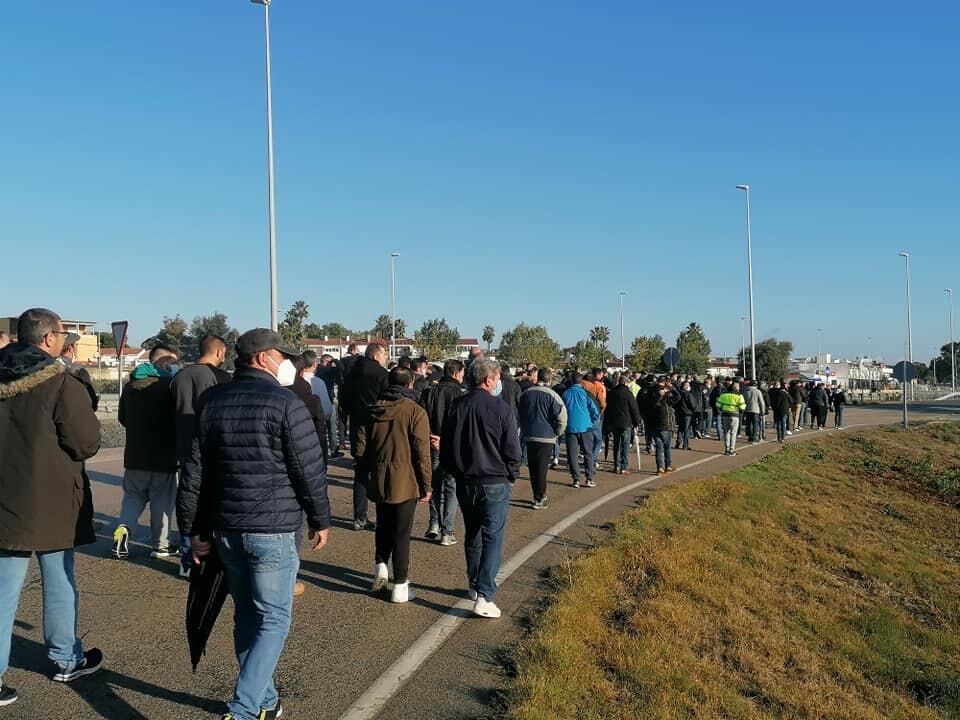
[421,375,466,435]
[342,356,389,428]
[356,385,432,504]
[603,384,641,433]
[119,365,178,472]
[0,344,101,551]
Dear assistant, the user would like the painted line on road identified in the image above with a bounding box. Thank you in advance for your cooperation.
[338,451,726,720]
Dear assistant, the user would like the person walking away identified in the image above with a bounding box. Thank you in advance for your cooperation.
[498,362,523,461]
[809,381,830,430]
[0,309,104,706]
[440,358,521,618]
[831,386,847,429]
[581,370,606,467]
[518,368,567,507]
[358,368,432,603]
[717,381,747,456]
[801,382,812,429]
[649,386,678,474]
[316,354,343,458]
[742,379,766,444]
[769,381,792,443]
[674,382,695,450]
[709,379,724,440]
[114,351,180,559]
[562,374,600,488]
[688,377,705,439]
[170,333,231,576]
[342,343,389,530]
[788,380,803,433]
[300,351,332,460]
[759,382,771,440]
[178,329,330,720]
[603,374,640,474]
[420,359,466,544]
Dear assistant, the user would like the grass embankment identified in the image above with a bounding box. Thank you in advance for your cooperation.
[507,424,960,720]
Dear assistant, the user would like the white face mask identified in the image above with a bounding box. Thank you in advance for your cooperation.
[268,356,297,387]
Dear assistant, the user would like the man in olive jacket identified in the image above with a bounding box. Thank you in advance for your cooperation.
[0,309,103,706]
[357,367,432,603]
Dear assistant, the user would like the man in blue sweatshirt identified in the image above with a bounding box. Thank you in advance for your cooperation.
[562,373,601,488]
[440,358,521,619]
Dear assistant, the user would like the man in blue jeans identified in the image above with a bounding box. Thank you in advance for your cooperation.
[179,329,331,720]
[0,309,105,708]
[562,374,601,488]
[440,358,521,619]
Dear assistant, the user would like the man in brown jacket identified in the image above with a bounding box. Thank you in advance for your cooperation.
[357,367,432,603]
[0,309,103,707]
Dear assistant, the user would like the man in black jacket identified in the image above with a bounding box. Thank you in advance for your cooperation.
[440,358,521,619]
[603,374,641,474]
[342,343,389,529]
[178,328,330,720]
[420,359,465,544]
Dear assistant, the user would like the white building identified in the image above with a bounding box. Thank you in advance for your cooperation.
[304,336,480,362]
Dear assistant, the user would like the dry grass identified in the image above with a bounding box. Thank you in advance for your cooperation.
[506,423,960,720]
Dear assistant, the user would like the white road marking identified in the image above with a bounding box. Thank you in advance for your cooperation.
[338,452,725,720]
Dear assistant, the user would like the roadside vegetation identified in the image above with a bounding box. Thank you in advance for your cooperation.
[506,423,960,720]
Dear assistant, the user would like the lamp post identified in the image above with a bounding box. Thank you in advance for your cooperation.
[736,184,757,380]
[817,328,823,376]
[899,252,913,400]
[947,288,956,394]
[251,0,279,331]
[618,291,627,365]
[740,316,746,377]
[390,252,400,359]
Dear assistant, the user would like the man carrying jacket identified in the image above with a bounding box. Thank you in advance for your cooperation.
[178,328,330,720]
[440,358,521,619]
[563,374,601,488]
[420,359,466,544]
[519,368,568,508]
[0,309,104,707]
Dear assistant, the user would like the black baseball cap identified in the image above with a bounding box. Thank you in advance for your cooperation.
[235,328,299,358]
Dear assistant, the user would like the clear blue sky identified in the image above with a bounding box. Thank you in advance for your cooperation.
[3,1,958,363]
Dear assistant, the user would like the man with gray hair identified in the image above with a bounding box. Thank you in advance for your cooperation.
[440,357,521,618]
[0,309,104,707]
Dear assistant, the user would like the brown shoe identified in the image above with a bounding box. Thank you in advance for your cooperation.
[294,581,305,597]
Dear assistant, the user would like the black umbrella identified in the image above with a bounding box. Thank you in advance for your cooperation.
[185,552,229,671]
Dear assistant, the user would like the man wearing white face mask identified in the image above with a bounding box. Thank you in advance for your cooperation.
[178,328,330,720]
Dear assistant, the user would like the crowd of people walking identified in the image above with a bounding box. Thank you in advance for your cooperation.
[0,307,850,719]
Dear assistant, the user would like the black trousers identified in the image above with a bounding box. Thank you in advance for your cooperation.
[527,442,553,502]
[374,499,418,584]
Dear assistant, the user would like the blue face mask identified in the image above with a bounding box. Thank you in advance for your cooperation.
[493,379,503,397]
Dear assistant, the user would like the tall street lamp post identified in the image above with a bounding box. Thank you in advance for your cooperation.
[947,288,956,394]
[619,291,627,365]
[390,252,400,359]
[899,252,913,401]
[251,0,279,331]
[736,184,757,380]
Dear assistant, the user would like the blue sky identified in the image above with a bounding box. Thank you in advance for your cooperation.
[3,1,958,363]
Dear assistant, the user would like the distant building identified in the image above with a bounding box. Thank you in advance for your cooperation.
[303,336,480,361]
[1,316,98,363]
[790,354,887,390]
[96,346,148,369]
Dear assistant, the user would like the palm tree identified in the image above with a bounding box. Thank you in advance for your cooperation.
[589,325,611,348]
[482,325,495,351]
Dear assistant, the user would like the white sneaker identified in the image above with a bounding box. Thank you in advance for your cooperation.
[472,597,502,618]
[467,589,478,601]
[786,431,793,436]
[391,581,414,603]
[371,562,389,592]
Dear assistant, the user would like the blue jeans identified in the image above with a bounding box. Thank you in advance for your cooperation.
[799,402,808,426]
[456,483,511,602]
[565,431,596,483]
[0,550,85,682]
[215,531,299,720]
[775,415,788,441]
[429,448,459,535]
[612,428,631,471]
[702,408,713,436]
[591,419,602,464]
[834,405,844,427]
[676,415,691,449]
[654,431,672,470]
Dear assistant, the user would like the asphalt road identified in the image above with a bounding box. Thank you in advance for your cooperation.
[6,402,958,720]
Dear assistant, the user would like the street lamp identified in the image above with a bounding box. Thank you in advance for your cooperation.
[618,291,627,365]
[390,252,400,359]
[251,0,279,331]
[947,288,956,394]
[736,184,757,380]
[899,252,913,401]
[740,316,746,377]
[817,328,823,376]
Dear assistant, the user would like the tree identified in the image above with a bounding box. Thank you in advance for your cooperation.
[935,342,959,384]
[145,315,188,353]
[589,325,611,347]
[482,325,496,351]
[415,318,460,360]
[738,338,793,382]
[307,322,355,340]
[279,300,310,350]
[675,322,711,375]
[186,313,238,367]
[569,340,608,370]
[372,314,406,340]
[627,335,666,372]
[498,324,562,368]
[97,332,115,349]
[912,362,930,383]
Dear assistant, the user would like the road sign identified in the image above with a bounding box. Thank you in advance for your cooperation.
[111,321,128,354]
[893,361,916,383]
[662,347,680,370]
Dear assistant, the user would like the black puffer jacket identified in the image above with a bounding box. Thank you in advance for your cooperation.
[603,384,641,432]
[421,375,466,435]
[177,368,330,537]
[342,356,389,426]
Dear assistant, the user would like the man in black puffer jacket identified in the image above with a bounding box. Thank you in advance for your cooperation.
[177,328,330,720]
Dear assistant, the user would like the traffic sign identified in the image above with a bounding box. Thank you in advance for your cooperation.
[111,321,128,354]
[662,347,680,370]
[893,361,915,383]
